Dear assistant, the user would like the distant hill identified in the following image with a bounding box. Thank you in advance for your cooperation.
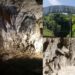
[43,5,75,15]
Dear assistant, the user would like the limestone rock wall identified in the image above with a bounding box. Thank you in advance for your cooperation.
[0,0,43,53]
[43,38,75,75]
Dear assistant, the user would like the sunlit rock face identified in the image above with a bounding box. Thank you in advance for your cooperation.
[0,0,43,53]
[15,11,43,52]
[43,38,75,75]
[57,66,75,75]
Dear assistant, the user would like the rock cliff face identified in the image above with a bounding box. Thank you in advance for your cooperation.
[43,38,75,75]
[0,0,43,55]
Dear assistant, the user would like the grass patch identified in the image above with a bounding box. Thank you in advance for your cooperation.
[43,27,54,37]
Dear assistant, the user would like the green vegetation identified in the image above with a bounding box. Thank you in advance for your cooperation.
[43,13,71,37]
[43,26,54,36]
[72,14,75,37]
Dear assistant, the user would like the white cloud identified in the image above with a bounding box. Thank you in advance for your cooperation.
[48,0,61,5]
[43,0,61,7]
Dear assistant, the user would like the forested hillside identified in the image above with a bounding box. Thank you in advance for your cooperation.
[72,14,75,37]
[43,13,71,37]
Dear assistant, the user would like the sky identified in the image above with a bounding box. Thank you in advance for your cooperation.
[43,0,75,7]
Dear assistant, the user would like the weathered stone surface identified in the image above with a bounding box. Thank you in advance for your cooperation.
[43,38,75,75]
[0,0,43,61]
